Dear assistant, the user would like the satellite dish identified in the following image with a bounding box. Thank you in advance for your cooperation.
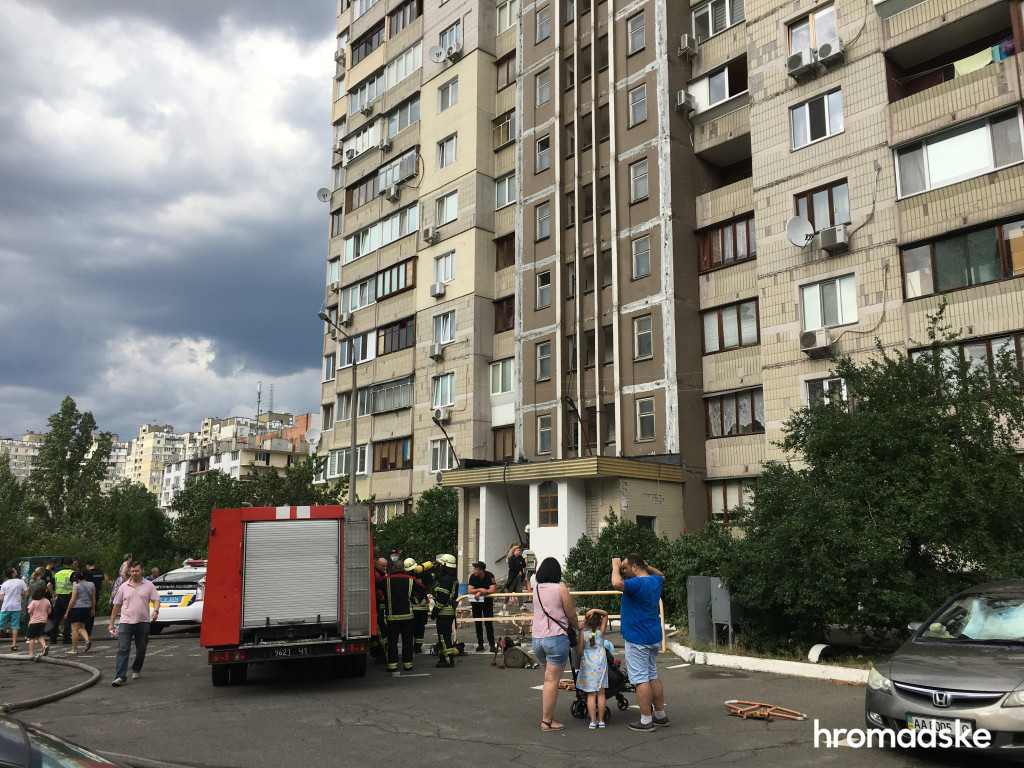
[785,216,815,247]
[304,428,321,448]
[316,188,331,203]
[428,45,446,63]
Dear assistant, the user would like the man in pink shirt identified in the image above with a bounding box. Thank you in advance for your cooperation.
[107,560,160,686]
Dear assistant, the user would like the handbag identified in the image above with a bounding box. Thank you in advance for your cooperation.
[537,588,578,647]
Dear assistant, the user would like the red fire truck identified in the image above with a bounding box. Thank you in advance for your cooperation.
[200,504,375,686]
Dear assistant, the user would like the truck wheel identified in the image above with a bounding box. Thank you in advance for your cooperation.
[212,666,229,687]
[150,624,164,635]
[228,663,248,685]
[347,654,367,678]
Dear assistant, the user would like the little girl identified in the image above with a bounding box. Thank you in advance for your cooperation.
[26,587,51,657]
[575,608,610,729]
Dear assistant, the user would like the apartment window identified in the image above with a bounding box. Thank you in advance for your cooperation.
[706,388,764,438]
[581,182,594,221]
[901,218,1024,298]
[708,479,753,525]
[538,480,558,525]
[434,251,454,283]
[537,341,552,380]
[536,69,551,106]
[437,134,457,168]
[385,42,422,89]
[493,110,516,148]
[693,0,744,43]
[389,0,422,36]
[602,325,615,364]
[789,4,836,53]
[365,377,415,414]
[628,85,647,127]
[438,78,458,112]
[597,34,609,70]
[324,354,336,382]
[796,181,849,232]
[566,261,575,297]
[496,234,515,270]
[332,211,344,237]
[351,22,384,67]
[378,316,416,355]
[702,299,758,353]
[347,174,379,211]
[564,191,575,225]
[806,377,846,407]
[491,358,513,394]
[632,235,651,278]
[430,439,456,472]
[580,112,593,150]
[566,334,577,371]
[584,329,596,368]
[536,201,551,240]
[582,254,595,293]
[627,12,645,54]
[537,415,553,454]
[376,258,414,300]
[348,72,384,116]
[792,90,844,149]
[353,0,380,21]
[699,215,757,271]
[598,104,610,142]
[707,57,748,106]
[536,271,551,308]
[338,332,372,366]
[432,373,455,408]
[497,0,519,33]
[493,426,515,462]
[386,96,420,138]
[497,56,517,90]
[340,277,376,313]
[801,274,856,330]
[375,437,412,472]
[495,296,515,332]
[537,5,551,42]
[440,21,462,50]
[630,159,649,202]
[634,315,653,359]
[896,110,1024,197]
[599,248,612,287]
[580,44,592,81]
[599,176,611,213]
[636,398,656,441]
[377,150,417,188]
[379,204,418,246]
[433,310,456,344]
[436,191,458,225]
[565,55,575,89]
[496,174,516,208]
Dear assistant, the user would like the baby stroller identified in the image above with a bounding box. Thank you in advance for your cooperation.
[568,644,635,721]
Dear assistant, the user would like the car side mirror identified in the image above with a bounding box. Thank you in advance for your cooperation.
[907,621,923,633]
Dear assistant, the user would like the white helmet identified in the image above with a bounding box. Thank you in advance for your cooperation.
[438,554,457,569]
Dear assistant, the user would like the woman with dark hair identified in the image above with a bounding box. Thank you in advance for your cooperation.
[532,557,580,732]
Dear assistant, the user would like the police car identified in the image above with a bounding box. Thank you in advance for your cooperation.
[150,559,206,634]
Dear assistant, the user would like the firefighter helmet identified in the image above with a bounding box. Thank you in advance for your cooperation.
[438,554,457,569]
[403,557,418,572]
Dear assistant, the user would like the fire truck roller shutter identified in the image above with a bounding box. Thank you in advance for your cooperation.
[242,520,341,627]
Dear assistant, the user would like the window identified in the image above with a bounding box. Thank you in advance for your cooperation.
[353,0,380,21]
[495,296,515,332]
[377,316,415,355]
[434,251,454,283]
[597,34,609,71]
[706,388,764,438]
[433,310,455,344]
[896,110,1024,197]
[437,134,457,168]
[628,85,647,127]
[806,377,846,406]
[493,110,516,148]
[389,0,422,36]
[338,332,373,366]
[432,373,455,408]
[376,258,414,301]
[493,426,515,462]
[582,254,595,293]
[377,150,417,188]
[332,211,344,237]
[536,201,551,240]
[902,218,1024,298]
[497,0,519,33]
[536,136,550,172]
[496,174,516,208]
[364,377,414,414]
[536,271,551,308]
[801,274,856,330]
[348,72,384,116]
[324,354,336,382]
[580,44,592,81]
[627,12,645,54]
[693,0,744,43]
[598,175,611,213]
[538,480,558,524]
[699,215,757,271]
[707,479,753,525]
[565,55,575,89]
[335,445,369,477]
[789,4,836,53]
[598,104,610,142]
[347,174,379,211]
[351,22,384,67]
[537,341,552,380]
[599,249,612,287]
[385,42,422,88]
[430,439,456,472]
[636,398,655,440]
[537,416,553,454]
[792,90,844,149]
[495,234,515,270]
[440,21,462,50]
[584,329,596,368]
[630,159,649,202]
[581,182,594,220]
[491,358,514,394]
[438,78,458,112]
[537,5,550,41]
[702,299,758,353]
[536,69,551,106]
[634,315,653,359]
[580,112,593,149]
[795,181,849,232]
[386,96,420,138]
[496,56,517,91]
[375,437,412,472]
[436,191,458,225]
[707,57,748,106]
[603,325,615,364]
[340,277,376,313]
[379,204,418,246]
[632,235,651,277]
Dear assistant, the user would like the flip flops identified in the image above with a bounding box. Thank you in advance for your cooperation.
[541,720,565,731]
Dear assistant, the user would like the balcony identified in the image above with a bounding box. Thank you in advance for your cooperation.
[694,102,751,168]
[696,178,754,229]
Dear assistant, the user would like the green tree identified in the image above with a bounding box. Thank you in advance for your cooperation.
[727,310,1024,650]
[0,454,30,568]
[372,487,457,563]
[103,480,170,569]
[246,455,343,507]
[170,471,244,558]
[29,396,112,526]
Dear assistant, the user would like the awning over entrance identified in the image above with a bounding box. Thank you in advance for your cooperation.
[440,456,684,487]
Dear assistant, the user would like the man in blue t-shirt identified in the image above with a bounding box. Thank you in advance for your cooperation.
[612,553,668,732]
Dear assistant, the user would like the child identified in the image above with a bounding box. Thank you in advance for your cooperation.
[26,587,51,657]
[575,608,610,729]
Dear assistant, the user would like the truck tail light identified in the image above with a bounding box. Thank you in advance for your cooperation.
[209,650,246,663]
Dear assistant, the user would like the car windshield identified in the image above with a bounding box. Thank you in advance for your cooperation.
[153,570,205,586]
[919,594,1024,643]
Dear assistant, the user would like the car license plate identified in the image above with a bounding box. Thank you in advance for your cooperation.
[906,714,973,737]
[160,596,181,605]
[272,645,314,657]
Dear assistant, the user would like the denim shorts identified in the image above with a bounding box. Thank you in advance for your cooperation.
[624,641,660,684]
[533,634,570,667]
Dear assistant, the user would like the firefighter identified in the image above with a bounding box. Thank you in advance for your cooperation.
[412,560,435,653]
[383,559,427,676]
[431,554,459,668]
[371,557,389,664]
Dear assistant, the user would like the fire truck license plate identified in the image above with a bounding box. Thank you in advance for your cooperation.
[272,646,314,657]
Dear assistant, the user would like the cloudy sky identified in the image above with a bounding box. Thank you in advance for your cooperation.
[0,0,337,441]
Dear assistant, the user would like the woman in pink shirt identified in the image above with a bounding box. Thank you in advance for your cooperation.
[532,557,581,732]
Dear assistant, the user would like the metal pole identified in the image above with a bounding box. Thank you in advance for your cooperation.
[318,312,358,505]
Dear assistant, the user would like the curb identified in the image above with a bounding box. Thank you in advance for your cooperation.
[667,641,869,685]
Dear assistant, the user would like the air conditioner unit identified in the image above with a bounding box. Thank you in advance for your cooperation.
[345,148,356,160]
[800,329,832,358]
[446,43,463,62]
[359,102,373,117]
[385,184,400,202]
[675,89,696,114]
[328,281,340,292]
[429,282,446,298]
[678,33,697,60]
[429,343,445,360]
[816,38,845,66]
[818,224,850,255]
[787,48,817,78]
[339,312,353,327]
[432,407,451,423]
[378,137,393,153]
[334,49,346,65]
[422,226,440,244]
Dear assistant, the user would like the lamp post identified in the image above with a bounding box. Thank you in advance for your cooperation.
[318,311,358,505]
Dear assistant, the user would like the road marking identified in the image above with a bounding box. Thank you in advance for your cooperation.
[666,663,691,669]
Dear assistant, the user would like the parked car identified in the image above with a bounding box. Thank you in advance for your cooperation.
[865,579,1024,749]
[150,559,206,634]
[0,712,131,767]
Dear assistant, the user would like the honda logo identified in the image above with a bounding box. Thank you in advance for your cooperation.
[932,691,952,708]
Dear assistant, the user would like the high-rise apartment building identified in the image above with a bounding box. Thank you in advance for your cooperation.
[127,424,185,495]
